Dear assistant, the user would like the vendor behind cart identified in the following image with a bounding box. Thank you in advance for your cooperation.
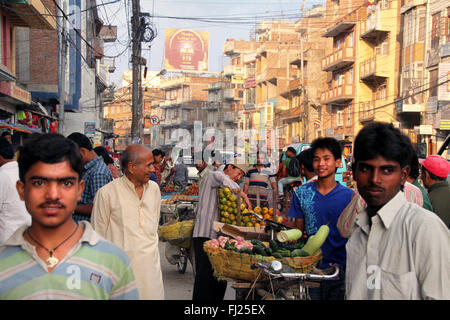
[192,160,251,301]
[243,151,277,208]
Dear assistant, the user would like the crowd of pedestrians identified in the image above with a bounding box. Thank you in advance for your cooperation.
[0,121,449,300]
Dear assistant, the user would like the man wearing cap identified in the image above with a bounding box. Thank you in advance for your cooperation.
[420,155,450,228]
[192,160,251,301]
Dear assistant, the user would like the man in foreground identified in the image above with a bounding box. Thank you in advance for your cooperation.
[346,122,450,299]
[92,144,164,300]
[0,134,138,300]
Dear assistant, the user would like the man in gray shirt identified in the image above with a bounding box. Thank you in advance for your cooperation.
[192,161,251,301]
[171,158,188,193]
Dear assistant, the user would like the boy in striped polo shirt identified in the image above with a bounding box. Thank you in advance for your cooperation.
[0,134,139,300]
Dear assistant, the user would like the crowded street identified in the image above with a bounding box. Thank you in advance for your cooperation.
[0,0,449,306]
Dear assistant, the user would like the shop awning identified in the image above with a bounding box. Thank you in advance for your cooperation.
[0,120,41,133]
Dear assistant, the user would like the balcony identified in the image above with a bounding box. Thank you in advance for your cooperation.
[360,13,389,43]
[281,77,304,98]
[359,101,375,123]
[322,11,358,38]
[223,112,235,123]
[359,57,388,86]
[322,47,355,72]
[5,0,56,30]
[321,84,354,105]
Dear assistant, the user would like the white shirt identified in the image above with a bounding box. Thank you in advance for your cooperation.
[346,191,450,300]
[0,161,31,244]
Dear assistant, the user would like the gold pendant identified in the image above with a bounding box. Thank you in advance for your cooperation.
[46,256,59,268]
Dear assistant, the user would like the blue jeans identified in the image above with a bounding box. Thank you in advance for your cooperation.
[308,268,346,300]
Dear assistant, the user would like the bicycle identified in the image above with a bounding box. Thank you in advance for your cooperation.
[247,261,340,300]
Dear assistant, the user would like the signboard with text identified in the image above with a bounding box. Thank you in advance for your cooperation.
[164,29,209,72]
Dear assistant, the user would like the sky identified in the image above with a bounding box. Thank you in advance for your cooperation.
[102,0,323,87]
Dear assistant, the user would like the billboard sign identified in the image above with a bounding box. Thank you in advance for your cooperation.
[164,29,209,72]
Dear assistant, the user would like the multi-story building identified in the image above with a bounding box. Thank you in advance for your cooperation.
[222,39,258,131]
[203,79,238,132]
[279,5,330,146]
[356,0,402,139]
[0,0,56,138]
[397,0,428,147]
[321,0,365,155]
[254,20,300,149]
[157,74,218,149]
[423,0,450,154]
[103,81,164,151]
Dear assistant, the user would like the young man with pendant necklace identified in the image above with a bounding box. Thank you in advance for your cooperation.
[0,134,139,300]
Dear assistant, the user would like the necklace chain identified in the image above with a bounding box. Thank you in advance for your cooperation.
[27,224,79,257]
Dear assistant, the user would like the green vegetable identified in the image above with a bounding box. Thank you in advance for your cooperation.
[275,249,291,257]
[291,249,310,257]
[302,225,330,256]
[272,252,283,259]
[239,248,252,255]
[264,247,272,256]
[252,245,267,256]
[277,229,302,242]
[269,240,279,251]
[250,239,266,247]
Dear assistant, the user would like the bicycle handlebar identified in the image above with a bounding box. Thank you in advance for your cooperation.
[251,262,340,281]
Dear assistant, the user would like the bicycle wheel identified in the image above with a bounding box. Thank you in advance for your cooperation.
[176,248,188,274]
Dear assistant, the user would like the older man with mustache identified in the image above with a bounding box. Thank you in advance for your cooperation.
[92,144,164,300]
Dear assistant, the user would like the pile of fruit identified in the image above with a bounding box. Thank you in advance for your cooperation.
[161,194,197,205]
[183,182,198,196]
[162,184,175,193]
[218,187,288,227]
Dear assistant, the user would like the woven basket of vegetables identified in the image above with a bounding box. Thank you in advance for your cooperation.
[158,219,194,248]
[204,237,276,282]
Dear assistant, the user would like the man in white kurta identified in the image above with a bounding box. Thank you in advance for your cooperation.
[91,145,164,300]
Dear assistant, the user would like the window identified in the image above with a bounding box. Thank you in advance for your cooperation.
[431,13,441,49]
[348,68,353,84]
[335,38,341,50]
[418,10,426,42]
[380,0,390,10]
[347,105,352,126]
[348,32,354,47]
[429,69,438,97]
[336,110,344,127]
[378,84,387,100]
[110,105,114,115]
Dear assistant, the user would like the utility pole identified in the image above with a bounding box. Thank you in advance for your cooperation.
[58,2,68,135]
[300,0,308,143]
[131,0,142,143]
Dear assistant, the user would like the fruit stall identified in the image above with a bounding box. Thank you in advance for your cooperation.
[160,182,199,223]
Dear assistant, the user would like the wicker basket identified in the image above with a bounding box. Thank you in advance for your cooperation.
[158,219,194,248]
[203,240,323,281]
[204,240,275,281]
[280,250,322,274]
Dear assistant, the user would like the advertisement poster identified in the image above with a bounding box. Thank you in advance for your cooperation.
[164,29,209,72]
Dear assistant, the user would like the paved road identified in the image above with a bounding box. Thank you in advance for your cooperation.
[159,241,235,300]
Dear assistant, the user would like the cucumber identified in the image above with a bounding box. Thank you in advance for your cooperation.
[264,247,272,256]
[302,225,330,256]
[252,245,267,256]
[272,252,283,259]
[291,249,310,257]
[239,248,252,255]
[269,240,279,251]
[250,239,266,247]
[276,249,291,257]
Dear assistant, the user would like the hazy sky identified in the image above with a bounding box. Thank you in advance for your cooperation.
[102,0,322,87]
